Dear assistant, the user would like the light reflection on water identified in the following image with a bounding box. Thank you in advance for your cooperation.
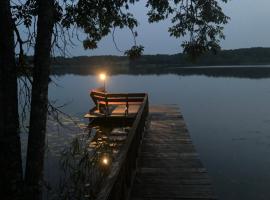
[58,121,131,199]
[41,119,132,199]
[47,73,270,200]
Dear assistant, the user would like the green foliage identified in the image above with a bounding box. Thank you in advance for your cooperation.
[124,45,144,60]
[129,47,270,67]
[61,0,140,51]
[12,0,38,28]
[83,39,98,50]
[147,0,229,59]
[11,0,229,59]
[11,0,63,26]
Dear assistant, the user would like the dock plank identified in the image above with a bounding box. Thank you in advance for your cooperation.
[129,105,217,200]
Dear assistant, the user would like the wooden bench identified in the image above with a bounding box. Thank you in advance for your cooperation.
[90,90,146,115]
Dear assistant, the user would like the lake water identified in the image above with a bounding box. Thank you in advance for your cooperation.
[48,70,270,200]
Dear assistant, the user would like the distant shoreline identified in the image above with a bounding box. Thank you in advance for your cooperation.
[35,47,270,78]
[48,47,270,66]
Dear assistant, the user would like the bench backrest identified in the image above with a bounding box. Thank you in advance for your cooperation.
[90,90,146,105]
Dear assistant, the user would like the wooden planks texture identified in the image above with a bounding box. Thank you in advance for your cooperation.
[130,105,217,200]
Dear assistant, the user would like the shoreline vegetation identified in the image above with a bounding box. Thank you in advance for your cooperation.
[46,47,270,78]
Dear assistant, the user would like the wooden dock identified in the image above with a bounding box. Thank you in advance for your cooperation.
[129,105,217,200]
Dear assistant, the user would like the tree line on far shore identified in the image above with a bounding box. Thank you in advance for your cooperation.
[46,47,270,71]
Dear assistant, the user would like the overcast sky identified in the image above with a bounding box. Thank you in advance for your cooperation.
[67,0,270,56]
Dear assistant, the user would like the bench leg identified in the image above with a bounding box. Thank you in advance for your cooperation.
[97,103,101,113]
[106,106,109,116]
[125,104,129,116]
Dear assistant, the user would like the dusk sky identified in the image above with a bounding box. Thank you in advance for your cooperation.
[67,0,270,56]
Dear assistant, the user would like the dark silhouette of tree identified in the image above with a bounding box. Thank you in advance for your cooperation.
[0,0,229,199]
[24,0,55,199]
[0,1,23,199]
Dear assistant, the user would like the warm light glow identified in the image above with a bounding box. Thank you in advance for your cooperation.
[102,157,109,165]
[99,73,106,81]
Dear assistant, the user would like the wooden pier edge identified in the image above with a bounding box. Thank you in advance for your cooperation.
[95,95,149,200]
[130,105,217,200]
[95,104,217,200]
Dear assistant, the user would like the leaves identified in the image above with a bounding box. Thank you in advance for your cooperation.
[11,0,229,59]
[147,0,229,58]
[83,39,98,50]
[124,45,144,60]
[11,0,38,28]
[61,0,141,53]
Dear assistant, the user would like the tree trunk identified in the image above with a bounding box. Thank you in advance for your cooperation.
[0,0,23,199]
[24,0,54,199]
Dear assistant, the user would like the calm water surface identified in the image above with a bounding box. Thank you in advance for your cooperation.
[48,73,270,200]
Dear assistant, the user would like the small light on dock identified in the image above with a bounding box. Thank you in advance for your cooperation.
[99,73,107,91]
[99,73,106,81]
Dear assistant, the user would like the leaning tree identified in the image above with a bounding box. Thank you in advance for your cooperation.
[0,0,229,199]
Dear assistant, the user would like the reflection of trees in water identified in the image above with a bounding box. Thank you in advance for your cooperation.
[129,66,270,79]
[52,66,270,79]
[56,123,130,200]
